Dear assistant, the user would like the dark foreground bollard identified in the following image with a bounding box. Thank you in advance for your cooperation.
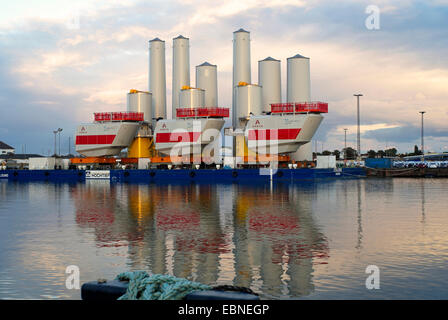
[81,280,260,301]
[81,280,128,301]
[184,290,259,300]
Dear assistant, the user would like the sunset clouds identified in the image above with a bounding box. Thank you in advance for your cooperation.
[0,0,447,154]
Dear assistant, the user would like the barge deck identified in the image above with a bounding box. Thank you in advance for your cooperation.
[0,168,366,183]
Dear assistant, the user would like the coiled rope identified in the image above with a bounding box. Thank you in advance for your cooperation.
[115,271,211,300]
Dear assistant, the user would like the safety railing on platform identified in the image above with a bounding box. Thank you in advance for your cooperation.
[176,107,230,118]
[94,112,144,122]
[270,102,328,114]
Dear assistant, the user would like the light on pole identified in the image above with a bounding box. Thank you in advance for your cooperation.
[354,94,363,160]
[54,128,63,156]
[53,130,58,156]
[58,128,63,156]
[344,128,348,160]
[419,111,425,161]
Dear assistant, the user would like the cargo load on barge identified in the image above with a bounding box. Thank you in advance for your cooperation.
[0,28,367,182]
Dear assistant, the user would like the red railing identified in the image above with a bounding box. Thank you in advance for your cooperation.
[176,109,196,118]
[271,102,328,114]
[176,107,230,118]
[94,112,144,122]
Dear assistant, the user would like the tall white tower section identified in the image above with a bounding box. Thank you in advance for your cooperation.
[287,53,312,161]
[232,28,251,127]
[149,38,167,120]
[172,35,190,119]
[196,62,218,107]
[287,53,310,103]
[258,56,281,114]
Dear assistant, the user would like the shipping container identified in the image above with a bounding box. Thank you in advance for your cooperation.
[365,158,393,169]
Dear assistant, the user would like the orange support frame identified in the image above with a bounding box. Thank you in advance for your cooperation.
[243,155,290,163]
[70,155,293,166]
[70,157,116,164]
[70,157,138,164]
[150,156,202,164]
[120,158,138,164]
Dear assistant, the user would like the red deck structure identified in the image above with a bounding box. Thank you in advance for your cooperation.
[176,107,229,118]
[270,102,328,114]
[94,112,144,122]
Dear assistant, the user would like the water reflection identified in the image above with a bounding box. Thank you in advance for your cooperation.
[231,183,329,298]
[421,180,426,225]
[356,180,363,251]
[2,178,448,299]
[71,182,329,299]
[74,182,146,247]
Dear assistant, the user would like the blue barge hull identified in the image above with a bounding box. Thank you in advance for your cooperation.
[0,168,365,183]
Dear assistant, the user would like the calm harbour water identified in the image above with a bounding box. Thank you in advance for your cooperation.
[0,178,447,300]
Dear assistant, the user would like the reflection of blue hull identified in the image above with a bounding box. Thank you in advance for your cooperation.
[0,170,85,182]
[0,168,365,183]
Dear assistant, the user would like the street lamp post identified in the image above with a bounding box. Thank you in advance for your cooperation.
[344,128,348,160]
[53,130,58,156]
[53,128,63,156]
[58,128,63,156]
[354,94,363,160]
[419,111,425,161]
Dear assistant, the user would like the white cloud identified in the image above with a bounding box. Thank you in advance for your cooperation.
[1,0,447,153]
[337,123,401,134]
[15,50,97,75]
[83,90,124,106]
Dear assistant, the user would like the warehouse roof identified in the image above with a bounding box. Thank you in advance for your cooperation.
[0,154,43,160]
[0,141,14,150]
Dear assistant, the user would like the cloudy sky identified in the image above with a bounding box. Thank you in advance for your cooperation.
[0,0,447,155]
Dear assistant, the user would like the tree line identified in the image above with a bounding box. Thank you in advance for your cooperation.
[313,145,425,160]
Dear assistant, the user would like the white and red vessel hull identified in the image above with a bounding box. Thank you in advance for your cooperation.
[75,122,140,157]
[154,118,225,155]
[245,113,323,154]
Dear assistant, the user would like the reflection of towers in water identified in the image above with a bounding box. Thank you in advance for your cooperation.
[232,183,329,298]
[170,184,222,284]
[125,184,223,284]
[122,184,157,271]
[72,182,225,284]
[73,181,119,244]
[72,182,328,298]
[73,182,149,252]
